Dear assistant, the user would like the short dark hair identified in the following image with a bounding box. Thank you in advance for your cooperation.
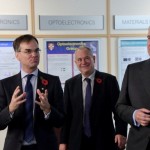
[13,34,38,52]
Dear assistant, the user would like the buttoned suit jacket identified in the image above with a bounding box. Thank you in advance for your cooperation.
[116,59,150,150]
[60,70,127,150]
[0,70,64,150]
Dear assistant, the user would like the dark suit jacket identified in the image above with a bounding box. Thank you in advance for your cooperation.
[60,70,127,150]
[0,70,64,150]
[116,59,150,150]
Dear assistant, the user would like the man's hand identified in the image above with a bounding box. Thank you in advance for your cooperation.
[115,134,126,150]
[135,108,150,126]
[35,89,51,114]
[59,144,67,150]
[9,86,26,113]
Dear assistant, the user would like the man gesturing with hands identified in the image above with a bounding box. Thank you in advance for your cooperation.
[0,34,64,150]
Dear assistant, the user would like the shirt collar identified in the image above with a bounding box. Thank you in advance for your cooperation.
[21,69,38,79]
[82,69,96,82]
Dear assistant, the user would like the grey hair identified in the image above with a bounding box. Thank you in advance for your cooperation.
[75,46,93,56]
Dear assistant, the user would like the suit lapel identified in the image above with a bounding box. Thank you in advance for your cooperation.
[36,71,44,97]
[13,72,25,116]
[35,71,43,110]
[34,71,48,114]
[139,59,150,98]
[12,72,22,91]
[76,75,83,111]
[92,71,103,106]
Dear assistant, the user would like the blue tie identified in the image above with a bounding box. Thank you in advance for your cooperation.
[84,78,91,137]
[24,74,34,142]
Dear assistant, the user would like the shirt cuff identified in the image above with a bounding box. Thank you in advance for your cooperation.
[44,111,51,120]
[9,112,14,119]
[133,110,140,127]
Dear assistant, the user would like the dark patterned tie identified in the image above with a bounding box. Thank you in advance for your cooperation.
[84,78,91,137]
[24,74,34,142]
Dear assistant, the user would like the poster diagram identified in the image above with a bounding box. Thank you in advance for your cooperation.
[0,40,20,79]
[118,38,149,87]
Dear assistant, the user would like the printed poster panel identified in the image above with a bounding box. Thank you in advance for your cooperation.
[44,39,100,84]
[118,38,149,87]
[0,40,20,79]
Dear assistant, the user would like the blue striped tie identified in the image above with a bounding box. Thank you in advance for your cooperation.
[24,74,34,142]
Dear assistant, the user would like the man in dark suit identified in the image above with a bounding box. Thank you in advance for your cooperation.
[0,34,64,150]
[116,27,150,150]
[59,46,127,150]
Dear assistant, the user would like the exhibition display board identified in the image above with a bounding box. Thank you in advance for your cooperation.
[118,38,149,87]
[0,40,20,79]
[44,39,100,86]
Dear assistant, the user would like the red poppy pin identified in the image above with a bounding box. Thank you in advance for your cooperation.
[40,77,48,86]
[96,78,102,84]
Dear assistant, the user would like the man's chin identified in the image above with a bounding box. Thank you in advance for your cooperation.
[31,62,39,66]
[30,64,39,69]
[81,71,91,77]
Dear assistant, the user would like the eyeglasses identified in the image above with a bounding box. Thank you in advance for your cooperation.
[18,48,41,55]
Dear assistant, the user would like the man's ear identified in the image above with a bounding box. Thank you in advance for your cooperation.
[15,52,20,61]
[75,58,78,65]
[93,55,96,63]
